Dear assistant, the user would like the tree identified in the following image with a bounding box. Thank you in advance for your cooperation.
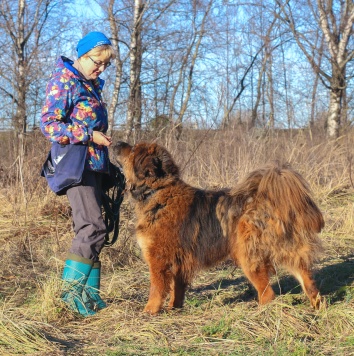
[167,0,213,139]
[277,0,354,138]
[0,0,70,156]
[104,0,126,137]
[248,11,279,128]
[126,0,145,141]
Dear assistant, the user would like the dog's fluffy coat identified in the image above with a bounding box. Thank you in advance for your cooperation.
[115,141,324,314]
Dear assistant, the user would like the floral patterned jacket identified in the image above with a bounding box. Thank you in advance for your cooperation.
[40,56,109,173]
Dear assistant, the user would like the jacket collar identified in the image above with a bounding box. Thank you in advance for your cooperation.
[54,56,105,92]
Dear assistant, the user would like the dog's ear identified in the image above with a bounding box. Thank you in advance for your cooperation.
[134,155,161,179]
[133,144,179,179]
[155,146,179,177]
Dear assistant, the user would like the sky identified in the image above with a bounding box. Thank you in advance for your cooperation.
[72,0,104,18]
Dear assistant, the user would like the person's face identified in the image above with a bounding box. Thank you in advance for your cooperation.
[79,53,111,80]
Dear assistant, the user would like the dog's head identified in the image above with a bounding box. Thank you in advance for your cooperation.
[114,141,180,199]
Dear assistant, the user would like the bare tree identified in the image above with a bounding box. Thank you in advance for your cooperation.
[277,0,354,138]
[310,36,325,128]
[250,14,279,128]
[126,0,145,142]
[167,0,213,139]
[105,0,126,137]
[0,0,69,156]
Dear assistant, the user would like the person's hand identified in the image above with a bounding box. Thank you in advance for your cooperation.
[92,131,112,146]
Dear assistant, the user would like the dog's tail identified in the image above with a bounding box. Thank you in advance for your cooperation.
[231,163,324,269]
[259,163,324,233]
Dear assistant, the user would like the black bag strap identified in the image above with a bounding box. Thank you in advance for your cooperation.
[101,163,126,247]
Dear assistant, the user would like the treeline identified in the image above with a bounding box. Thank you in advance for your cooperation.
[0,0,353,156]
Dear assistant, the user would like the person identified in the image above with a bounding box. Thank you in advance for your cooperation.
[40,31,115,317]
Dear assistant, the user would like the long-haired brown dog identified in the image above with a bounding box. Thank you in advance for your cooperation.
[115,141,324,315]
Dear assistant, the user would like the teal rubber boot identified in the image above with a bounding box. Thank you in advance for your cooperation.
[61,253,96,317]
[83,261,107,311]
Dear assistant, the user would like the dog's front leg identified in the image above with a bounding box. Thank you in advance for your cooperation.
[143,261,172,315]
[168,270,187,309]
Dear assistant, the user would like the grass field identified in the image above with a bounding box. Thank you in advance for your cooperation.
[1,128,353,355]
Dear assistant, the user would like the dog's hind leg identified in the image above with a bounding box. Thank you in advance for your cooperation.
[168,270,187,309]
[234,219,275,305]
[237,256,276,305]
[246,266,275,305]
[290,267,322,309]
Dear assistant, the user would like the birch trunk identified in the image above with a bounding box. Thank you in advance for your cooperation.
[15,0,26,158]
[316,0,354,138]
[107,0,123,137]
[125,0,144,142]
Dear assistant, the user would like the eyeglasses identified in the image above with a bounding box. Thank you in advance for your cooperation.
[88,56,111,69]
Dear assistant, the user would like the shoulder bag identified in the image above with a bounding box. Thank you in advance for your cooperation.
[41,142,88,196]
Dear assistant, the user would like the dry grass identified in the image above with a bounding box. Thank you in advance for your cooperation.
[1,128,354,355]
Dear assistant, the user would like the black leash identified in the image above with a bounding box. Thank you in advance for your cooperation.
[101,163,126,247]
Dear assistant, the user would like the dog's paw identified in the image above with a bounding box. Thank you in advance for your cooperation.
[311,293,326,310]
[143,304,161,315]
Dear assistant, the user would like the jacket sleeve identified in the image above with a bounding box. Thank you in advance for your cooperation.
[40,76,92,145]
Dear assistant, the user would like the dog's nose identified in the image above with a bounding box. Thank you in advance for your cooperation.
[114,141,132,155]
[114,141,128,153]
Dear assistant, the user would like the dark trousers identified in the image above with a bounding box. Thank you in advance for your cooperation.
[66,170,106,261]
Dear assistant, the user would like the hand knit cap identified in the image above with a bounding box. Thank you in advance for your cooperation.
[76,31,112,58]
